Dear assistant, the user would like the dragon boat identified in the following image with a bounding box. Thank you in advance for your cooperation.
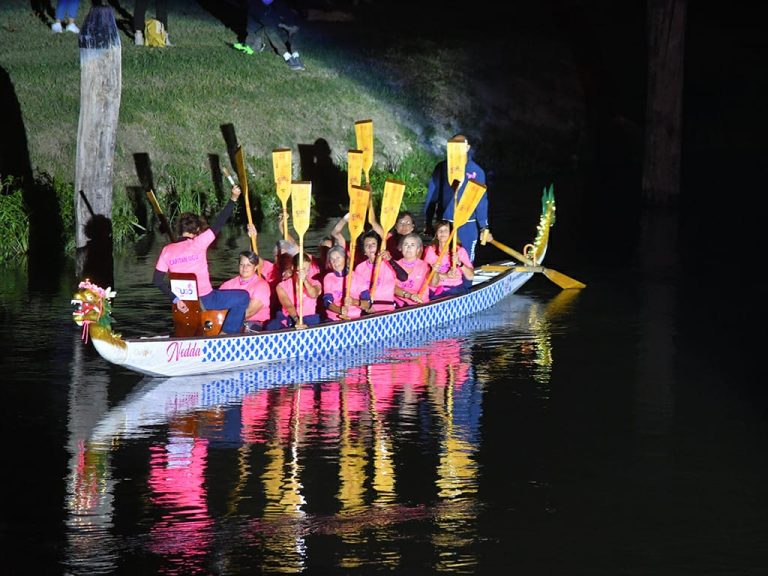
[73,188,564,378]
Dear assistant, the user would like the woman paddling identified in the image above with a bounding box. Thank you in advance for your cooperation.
[322,245,368,321]
[393,233,430,307]
[423,220,475,298]
[219,250,272,332]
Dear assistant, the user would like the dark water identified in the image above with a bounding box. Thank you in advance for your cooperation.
[2,187,767,575]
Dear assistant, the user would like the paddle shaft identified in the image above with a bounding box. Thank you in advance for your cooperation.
[487,238,586,289]
[146,190,176,242]
[234,150,258,255]
[418,227,459,298]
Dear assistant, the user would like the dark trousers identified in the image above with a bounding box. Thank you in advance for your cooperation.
[201,289,249,334]
[134,0,167,32]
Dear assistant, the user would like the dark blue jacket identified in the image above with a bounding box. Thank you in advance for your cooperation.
[424,155,488,229]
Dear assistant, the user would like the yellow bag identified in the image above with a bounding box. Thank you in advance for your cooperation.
[144,18,167,47]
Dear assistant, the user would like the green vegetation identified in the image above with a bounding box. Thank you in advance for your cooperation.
[0,177,28,261]
[0,1,580,263]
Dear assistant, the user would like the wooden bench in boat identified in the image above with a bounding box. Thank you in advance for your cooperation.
[169,272,227,337]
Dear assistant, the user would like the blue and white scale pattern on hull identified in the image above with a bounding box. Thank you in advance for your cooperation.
[201,271,527,366]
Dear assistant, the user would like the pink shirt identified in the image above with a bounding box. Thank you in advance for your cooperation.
[423,245,473,288]
[395,258,431,305]
[219,274,271,322]
[258,258,275,282]
[155,229,215,296]
[277,275,321,317]
[322,270,367,320]
[354,259,397,312]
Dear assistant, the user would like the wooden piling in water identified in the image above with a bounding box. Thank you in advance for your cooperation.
[74,6,121,252]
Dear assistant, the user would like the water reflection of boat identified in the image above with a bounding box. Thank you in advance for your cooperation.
[88,293,544,443]
[67,288,576,574]
[73,191,558,377]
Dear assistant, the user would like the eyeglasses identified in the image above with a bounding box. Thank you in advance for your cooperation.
[397,220,414,226]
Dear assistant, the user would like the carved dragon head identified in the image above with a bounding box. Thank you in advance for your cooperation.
[72,279,117,342]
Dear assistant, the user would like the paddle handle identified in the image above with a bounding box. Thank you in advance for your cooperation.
[345,236,358,299]
[487,238,531,264]
[451,181,459,261]
[241,184,257,256]
[298,237,304,326]
[281,203,289,240]
[369,257,382,300]
[419,228,458,298]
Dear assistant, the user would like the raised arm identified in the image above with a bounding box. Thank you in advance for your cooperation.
[210,184,242,233]
[330,213,349,248]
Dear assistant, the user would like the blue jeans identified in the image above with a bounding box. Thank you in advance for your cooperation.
[201,289,249,334]
[56,0,80,20]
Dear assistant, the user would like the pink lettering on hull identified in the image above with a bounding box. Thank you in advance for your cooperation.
[166,341,202,363]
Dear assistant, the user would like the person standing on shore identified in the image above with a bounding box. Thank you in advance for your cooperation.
[51,1,80,34]
[235,0,304,71]
[423,135,492,262]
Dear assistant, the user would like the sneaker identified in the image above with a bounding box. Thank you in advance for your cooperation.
[291,54,305,70]
[134,30,144,45]
[51,21,63,33]
[164,35,172,47]
[65,22,79,33]
[234,43,254,55]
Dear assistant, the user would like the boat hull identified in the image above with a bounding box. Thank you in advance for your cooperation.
[92,266,532,377]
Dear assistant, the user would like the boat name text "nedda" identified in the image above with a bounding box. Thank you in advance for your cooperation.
[166,340,202,362]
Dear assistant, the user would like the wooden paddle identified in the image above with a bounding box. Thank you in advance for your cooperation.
[354,120,373,186]
[347,148,363,192]
[369,178,405,299]
[272,148,293,240]
[419,179,487,298]
[290,181,312,327]
[345,184,370,299]
[483,238,586,290]
[145,189,176,242]
[446,137,468,262]
[233,146,258,256]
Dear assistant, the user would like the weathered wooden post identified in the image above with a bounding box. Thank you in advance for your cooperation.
[642,0,686,206]
[75,5,121,284]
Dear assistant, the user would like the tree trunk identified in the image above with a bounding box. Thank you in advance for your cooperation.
[74,6,121,286]
[642,0,687,206]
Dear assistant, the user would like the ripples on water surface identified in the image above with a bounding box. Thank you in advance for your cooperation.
[3,227,767,575]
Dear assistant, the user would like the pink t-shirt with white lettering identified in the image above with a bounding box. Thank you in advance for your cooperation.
[155,229,215,296]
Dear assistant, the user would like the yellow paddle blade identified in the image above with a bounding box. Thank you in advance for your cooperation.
[272,148,292,204]
[291,181,312,237]
[454,179,486,227]
[354,119,373,180]
[488,239,586,289]
[348,184,370,240]
[347,149,363,190]
[447,136,468,188]
[543,268,586,290]
[379,179,406,233]
[234,146,249,197]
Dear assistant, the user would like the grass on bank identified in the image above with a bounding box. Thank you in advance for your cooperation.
[0,1,583,263]
[0,1,444,260]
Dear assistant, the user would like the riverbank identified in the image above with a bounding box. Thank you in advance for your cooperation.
[1,0,588,259]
